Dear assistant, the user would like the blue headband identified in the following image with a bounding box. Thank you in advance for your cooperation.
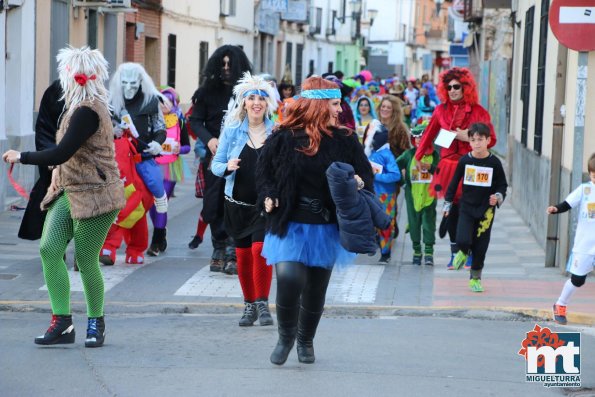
[243,89,269,98]
[300,88,341,99]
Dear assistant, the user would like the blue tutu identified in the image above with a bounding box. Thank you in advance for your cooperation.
[262,222,356,269]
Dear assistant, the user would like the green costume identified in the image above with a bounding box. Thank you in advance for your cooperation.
[397,148,439,256]
[41,193,118,317]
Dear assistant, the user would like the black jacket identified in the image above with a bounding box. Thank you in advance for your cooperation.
[256,128,374,236]
[18,80,65,240]
[189,84,233,159]
[326,162,391,254]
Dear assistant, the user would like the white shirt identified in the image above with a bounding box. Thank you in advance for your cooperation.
[565,181,595,255]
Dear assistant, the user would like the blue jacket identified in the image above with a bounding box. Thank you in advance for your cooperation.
[368,144,401,195]
[326,161,391,255]
[211,117,274,197]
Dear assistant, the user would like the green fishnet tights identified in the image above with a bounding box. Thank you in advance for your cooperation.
[39,193,118,317]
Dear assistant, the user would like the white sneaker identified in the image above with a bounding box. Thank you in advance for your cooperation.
[154,194,168,213]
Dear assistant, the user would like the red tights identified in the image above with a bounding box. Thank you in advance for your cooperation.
[235,242,272,302]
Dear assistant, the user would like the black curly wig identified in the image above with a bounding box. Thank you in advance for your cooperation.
[195,45,252,96]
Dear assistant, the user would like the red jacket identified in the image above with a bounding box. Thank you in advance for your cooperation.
[415,101,496,161]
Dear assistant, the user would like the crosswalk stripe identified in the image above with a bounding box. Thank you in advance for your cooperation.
[326,265,385,304]
[175,266,242,297]
[40,265,139,292]
[176,264,386,303]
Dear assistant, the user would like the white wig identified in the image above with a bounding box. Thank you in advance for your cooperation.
[109,62,163,116]
[223,72,278,128]
[57,46,110,110]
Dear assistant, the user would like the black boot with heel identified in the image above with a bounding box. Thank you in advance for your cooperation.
[270,303,299,365]
[296,307,324,364]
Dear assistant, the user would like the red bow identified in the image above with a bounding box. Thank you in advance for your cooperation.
[74,73,97,86]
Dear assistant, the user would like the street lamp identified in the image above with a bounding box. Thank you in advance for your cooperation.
[335,0,377,42]
[435,0,444,16]
[346,0,363,41]
[350,0,362,14]
[368,9,378,26]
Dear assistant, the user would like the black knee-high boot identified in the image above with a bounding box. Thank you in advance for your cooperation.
[270,303,299,365]
[270,261,305,365]
[296,307,323,363]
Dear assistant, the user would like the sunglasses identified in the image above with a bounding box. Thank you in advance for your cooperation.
[447,84,462,91]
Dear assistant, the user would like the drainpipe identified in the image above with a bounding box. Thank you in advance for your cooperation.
[545,44,567,268]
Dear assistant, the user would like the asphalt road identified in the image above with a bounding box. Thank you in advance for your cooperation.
[2,311,594,397]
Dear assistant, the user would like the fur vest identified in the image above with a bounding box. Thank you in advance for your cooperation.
[41,100,125,219]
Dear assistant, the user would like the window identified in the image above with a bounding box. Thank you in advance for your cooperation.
[220,0,236,17]
[296,44,304,86]
[286,42,293,72]
[50,0,69,82]
[534,0,549,155]
[520,6,534,147]
[199,41,209,85]
[309,7,322,35]
[167,34,176,88]
[88,9,98,49]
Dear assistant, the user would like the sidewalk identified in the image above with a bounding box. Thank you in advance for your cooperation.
[0,173,593,326]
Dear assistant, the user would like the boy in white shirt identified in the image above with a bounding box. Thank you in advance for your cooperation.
[548,153,595,324]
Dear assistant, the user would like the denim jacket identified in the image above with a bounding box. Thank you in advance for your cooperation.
[211,117,274,198]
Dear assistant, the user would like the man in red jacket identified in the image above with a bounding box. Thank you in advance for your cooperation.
[414,67,496,269]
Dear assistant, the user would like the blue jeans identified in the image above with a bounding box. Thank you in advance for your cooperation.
[136,159,165,198]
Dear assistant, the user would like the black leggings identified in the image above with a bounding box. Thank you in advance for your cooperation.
[455,209,494,271]
[275,262,332,312]
[447,203,460,253]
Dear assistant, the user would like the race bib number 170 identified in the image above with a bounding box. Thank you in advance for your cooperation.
[463,165,493,187]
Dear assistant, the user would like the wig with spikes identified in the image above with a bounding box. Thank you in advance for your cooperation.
[109,62,163,115]
[436,67,479,106]
[57,46,110,110]
[223,72,278,128]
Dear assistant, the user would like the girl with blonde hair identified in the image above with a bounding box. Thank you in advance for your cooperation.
[212,72,277,326]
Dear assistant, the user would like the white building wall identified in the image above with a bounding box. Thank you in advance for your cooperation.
[0,10,6,143]
[1,1,36,209]
[219,0,255,52]
[366,0,412,77]
[160,0,255,105]
[5,2,35,141]
[509,0,595,262]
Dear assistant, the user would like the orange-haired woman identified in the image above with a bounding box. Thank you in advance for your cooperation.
[256,76,374,366]
[414,67,497,269]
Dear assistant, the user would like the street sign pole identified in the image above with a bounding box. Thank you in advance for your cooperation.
[569,51,588,254]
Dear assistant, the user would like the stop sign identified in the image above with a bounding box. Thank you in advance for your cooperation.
[550,0,595,51]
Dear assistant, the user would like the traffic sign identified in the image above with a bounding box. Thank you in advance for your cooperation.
[549,0,595,52]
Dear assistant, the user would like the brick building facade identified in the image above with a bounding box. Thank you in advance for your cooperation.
[125,0,162,83]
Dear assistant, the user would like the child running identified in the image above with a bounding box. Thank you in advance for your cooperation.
[548,153,595,324]
[397,121,439,265]
[443,122,508,292]
[364,120,402,263]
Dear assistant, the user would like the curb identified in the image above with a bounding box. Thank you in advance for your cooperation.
[2,300,594,326]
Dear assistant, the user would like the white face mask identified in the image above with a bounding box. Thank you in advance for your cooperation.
[121,68,141,100]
